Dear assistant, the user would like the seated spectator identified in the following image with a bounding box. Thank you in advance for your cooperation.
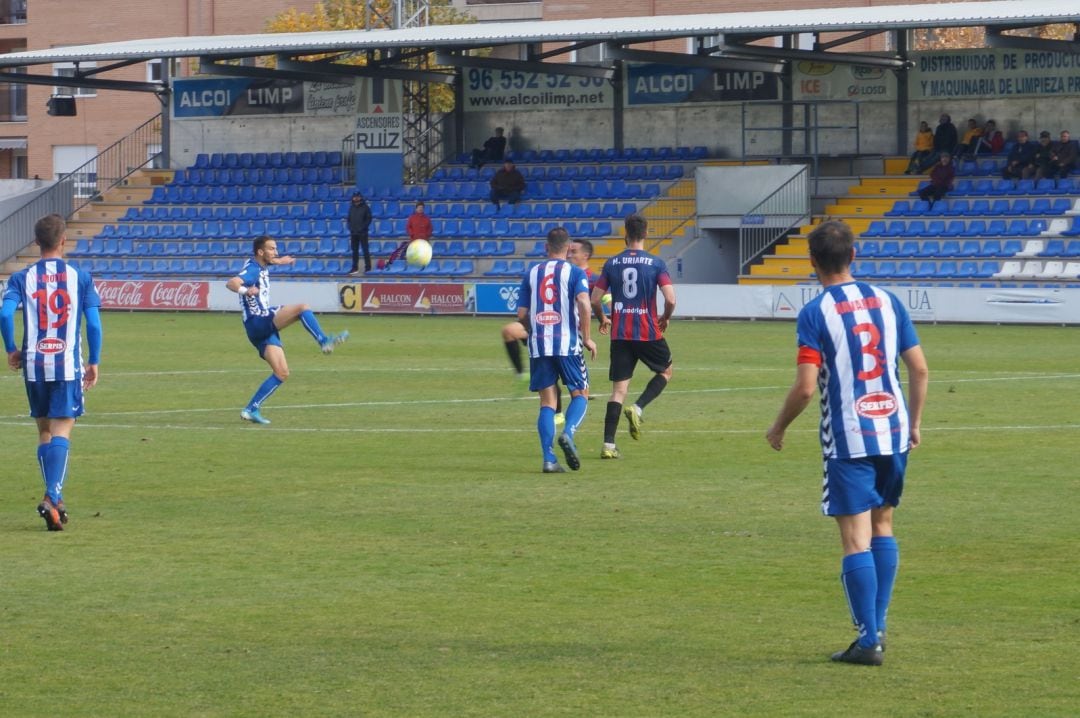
[918,152,955,208]
[470,127,507,169]
[1052,130,1078,179]
[387,201,433,265]
[904,121,934,174]
[974,119,1004,155]
[1002,130,1036,180]
[1029,131,1059,180]
[490,160,526,209]
[954,118,983,160]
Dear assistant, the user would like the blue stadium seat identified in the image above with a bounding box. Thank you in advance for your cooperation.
[1039,239,1066,257]
[484,260,510,276]
[857,240,880,258]
[878,240,901,257]
[935,261,958,278]
[978,239,1002,256]
[1005,220,1029,236]
[525,240,545,257]
[885,200,912,217]
[1001,240,1023,256]
[917,240,941,258]
[985,219,1007,236]
[940,240,961,256]
[897,240,921,257]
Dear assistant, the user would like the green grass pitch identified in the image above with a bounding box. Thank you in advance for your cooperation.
[0,312,1077,717]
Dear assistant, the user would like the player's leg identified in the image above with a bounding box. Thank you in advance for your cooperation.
[359,234,372,272]
[555,355,589,471]
[501,321,528,378]
[870,452,906,648]
[625,340,673,440]
[273,304,348,353]
[826,458,884,664]
[602,341,634,457]
[531,359,563,472]
[242,335,287,425]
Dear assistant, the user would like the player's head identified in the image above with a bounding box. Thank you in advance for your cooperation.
[568,238,593,268]
[414,201,425,213]
[624,213,648,244]
[807,220,855,276]
[34,214,66,252]
[252,235,278,264]
[545,226,570,256]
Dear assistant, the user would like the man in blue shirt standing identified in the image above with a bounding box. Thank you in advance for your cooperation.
[517,227,596,473]
[766,220,929,666]
[226,236,349,425]
[2,214,103,531]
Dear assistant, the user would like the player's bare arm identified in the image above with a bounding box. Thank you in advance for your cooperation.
[766,362,818,451]
[658,284,676,333]
[576,292,597,360]
[82,364,99,390]
[901,345,929,449]
[7,349,21,371]
[590,286,611,335]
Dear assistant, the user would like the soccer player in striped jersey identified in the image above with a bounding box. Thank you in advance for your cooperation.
[766,220,929,666]
[516,227,596,473]
[1,214,102,531]
[590,213,676,459]
[226,236,349,425]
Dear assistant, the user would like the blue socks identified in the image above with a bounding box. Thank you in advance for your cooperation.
[538,406,557,463]
[841,551,879,649]
[247,374,284,411]
[871,536,899,634]
[562,395,588,438]
[298,310,327,345]
[43,437,70,504]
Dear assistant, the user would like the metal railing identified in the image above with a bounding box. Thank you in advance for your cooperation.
[738,166,810,275]
[741,100,863,179]
[0,114,161,264]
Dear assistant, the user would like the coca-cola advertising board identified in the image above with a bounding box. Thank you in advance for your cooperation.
[95,280,210,311]
[338,283,475,314]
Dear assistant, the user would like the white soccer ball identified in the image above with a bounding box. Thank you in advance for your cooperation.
[406,239,433,268]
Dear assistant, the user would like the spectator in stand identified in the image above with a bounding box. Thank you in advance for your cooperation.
[1052,130,1078,179]
[954,118,983,160]
[345,192,373,275]
[917,152,955,208]
[974,119,1005,155]
[1029,131,1059,180]
[1002,130,1037,180]
[490,160,526,209]
[904,121,935,175]
[387,201,433,266]
[918,113,958,172]
[470,127,507,169]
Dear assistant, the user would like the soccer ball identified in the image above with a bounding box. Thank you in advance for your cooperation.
[405,239,433,268]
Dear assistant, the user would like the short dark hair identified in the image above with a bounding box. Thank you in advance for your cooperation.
[34,214,66,251]
[807,220,855,275]
[546,226,570,253]
[572,237,593,258]
[624,213,647,241]
[252,235,274,254]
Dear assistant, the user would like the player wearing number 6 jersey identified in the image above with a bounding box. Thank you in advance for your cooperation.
[590,213,676,459]
[518,227,596,473]
[1,214,103,531]
[766,220,928,666]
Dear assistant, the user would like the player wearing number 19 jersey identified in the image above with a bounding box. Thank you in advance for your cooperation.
[591,213,676,459]
[1,214,103,531]
[767,220,928,666]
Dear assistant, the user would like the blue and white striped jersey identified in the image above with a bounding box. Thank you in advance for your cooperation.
[796,281,920,458]
[519,259,590,358]
[3,258,101,382]
[235,259,271,321]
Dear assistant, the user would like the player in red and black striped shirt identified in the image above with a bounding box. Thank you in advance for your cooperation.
[590,213,676,459]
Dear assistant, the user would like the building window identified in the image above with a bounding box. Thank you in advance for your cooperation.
[147,59,162,83]
[14,151,27,179]
[54,145,99,197]
[573,43,608,65]
[0,0,27,25]
[53,62,97,97]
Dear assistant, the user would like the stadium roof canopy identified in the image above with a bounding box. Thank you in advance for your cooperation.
[0,0,1076,93]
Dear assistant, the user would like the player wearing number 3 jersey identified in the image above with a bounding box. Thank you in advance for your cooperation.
[767,220,928,666]
[590,213,676,459]
[2,214,103,531]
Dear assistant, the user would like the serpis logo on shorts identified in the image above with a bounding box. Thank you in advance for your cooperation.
[856,391,897,419]
[36,337,67,354]
[536,310,561,325]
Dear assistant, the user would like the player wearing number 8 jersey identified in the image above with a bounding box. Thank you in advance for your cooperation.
[1,214,103,531]
[767,220,928,666]
[590,213,676,459]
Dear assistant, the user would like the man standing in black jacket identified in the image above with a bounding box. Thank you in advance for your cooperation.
[346,192,373,275]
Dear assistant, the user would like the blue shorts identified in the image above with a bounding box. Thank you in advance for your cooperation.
[244,309,283,358]
[821,453,907,516]
[529,354,589,393]
[25,379,84,419]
